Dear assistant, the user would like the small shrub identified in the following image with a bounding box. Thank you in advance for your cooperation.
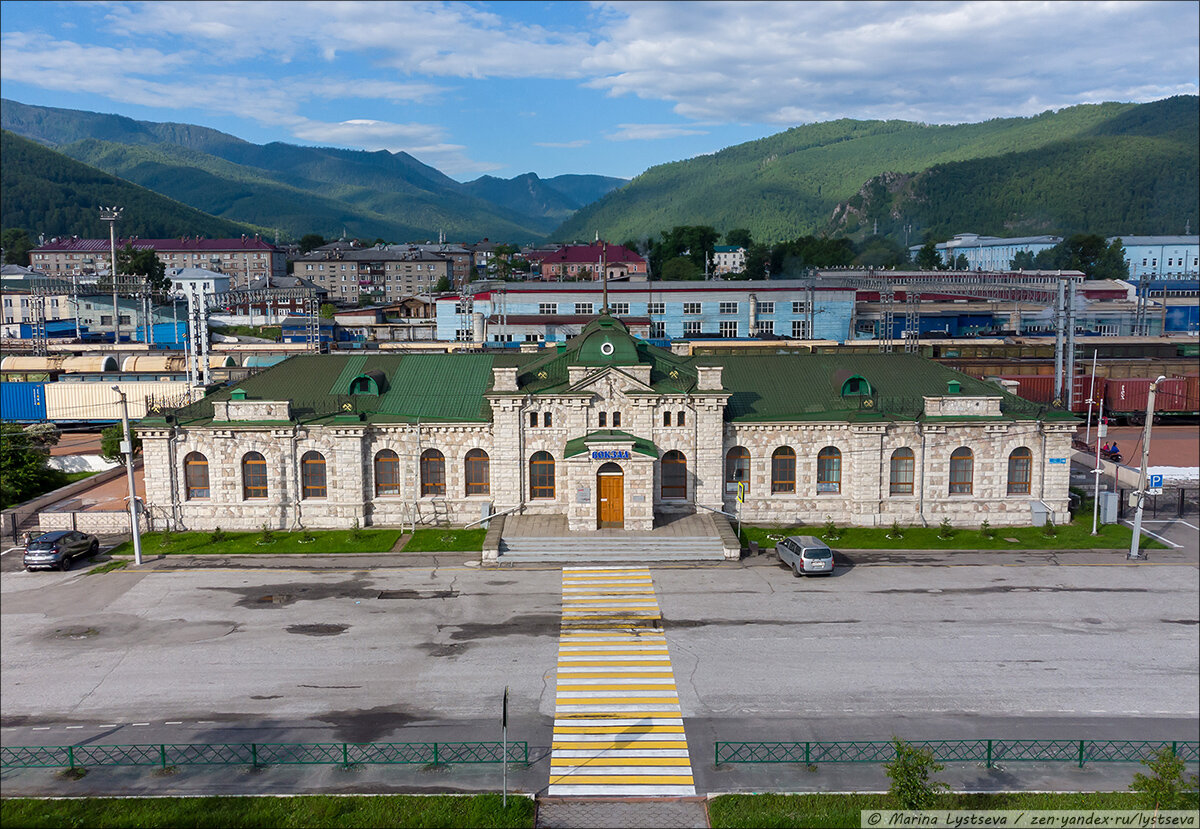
[885,737,949,810]
[1042,518,1058,537]
[158,526,174,548]
[888,520,904,540]
[937,517,954,539]
[209,527,226,544]
[822,516,841,541]
[1130,747,1200,810]
[350,518,364,541]
[299,526,316,544]
[258,523,275,544]
[980,519,995,538]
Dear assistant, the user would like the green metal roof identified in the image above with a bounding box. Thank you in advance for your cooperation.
[564,430,659,458]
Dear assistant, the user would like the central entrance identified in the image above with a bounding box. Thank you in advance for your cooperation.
[597,462,624,529]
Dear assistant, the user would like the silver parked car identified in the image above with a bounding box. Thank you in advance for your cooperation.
[776,535,835,577]
[23,530,100,572]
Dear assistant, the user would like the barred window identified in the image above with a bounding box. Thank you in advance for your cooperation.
[301,451,327,499]
[530,451,555,499]
[771,446,796,493]
[949,447,974,495]
[242,452,268,500]
[890,448,915,495]
[184,452,209,500]
[661,450,687,499]
[374,449,401,496]
[465,449,490,496]
[816,446,841,494]
[421,449,446,496]
[1007,447,1032,495]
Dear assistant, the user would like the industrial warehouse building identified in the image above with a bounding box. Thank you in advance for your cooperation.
[136,315,1076,545]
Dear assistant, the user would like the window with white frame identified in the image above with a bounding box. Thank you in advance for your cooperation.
[719,301,738,314]
[647,302,665,315]
[575,302,593,314]
[650,321,665,338]
[792,320,810,338]
[683,302,702,315]
[756,301,774,314]
[610,302,629,315]
[455,329,471,341]
[719,320,738,337]
[792,301,807,314]
[539,303,557,315]
[683,321,701,336]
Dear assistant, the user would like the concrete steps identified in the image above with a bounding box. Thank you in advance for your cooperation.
[499,535,727,562]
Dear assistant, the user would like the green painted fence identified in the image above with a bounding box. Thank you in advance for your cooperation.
[1,741,528,770]
[715,739,1200,769]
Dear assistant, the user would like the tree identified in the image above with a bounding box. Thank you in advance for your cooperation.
[100,424,141,467]
[661,256,702,281]
[952,253,969,270]
[2,227,34,266]
[915,241,941,270]
[854,237,909,268]
[116,243,169,292]
[724,228,753,249]
[884,738,949,810]
[1129,747,1199,811]
[434,275,451,292]
[298,234,326,254]
[1,422,58,508]
[23,423,60,450]
[1010,250,1037,270]
[1032,234,1130,280]
[318,303,336,319]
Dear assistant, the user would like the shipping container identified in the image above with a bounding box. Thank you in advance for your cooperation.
[44,380,199,422]
[1104,378,1191,414]
[0,382,47,421]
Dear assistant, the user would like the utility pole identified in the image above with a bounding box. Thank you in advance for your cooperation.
[1127,375,1165,561]
[113,386,143,566]
[100,206,123,344]
[1084,348,1098,445]
[1091,398,1105,536]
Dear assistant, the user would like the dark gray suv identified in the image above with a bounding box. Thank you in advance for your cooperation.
[23,531,100,571]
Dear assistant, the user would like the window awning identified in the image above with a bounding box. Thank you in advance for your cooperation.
[564,430,659,459]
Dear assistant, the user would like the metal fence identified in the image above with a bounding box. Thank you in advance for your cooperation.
[1,741,528,770]
[715,739,1200,769]
[1117,487,1200,519]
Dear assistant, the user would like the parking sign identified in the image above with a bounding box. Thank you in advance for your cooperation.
[1148,474,1163,496]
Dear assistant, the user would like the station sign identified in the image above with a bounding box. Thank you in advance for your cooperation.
[592,449,631,460]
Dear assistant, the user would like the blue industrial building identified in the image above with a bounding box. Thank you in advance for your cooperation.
[1112,235,1198,281]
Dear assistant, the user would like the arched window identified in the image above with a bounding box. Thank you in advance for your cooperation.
[725,446,750,494]
[1007,447,1032,495]
[301,451,326,499]
[889,448,915,495]
[374,449,400,496]
[242,451,267,499]
[184,452,209,500]
[465,449,490,496]
[817,446,842,493]
[949,447,974,495]
[420,449,445,496]
[661,450,687,500]
[530,451,555,499]
[771,446,796,493]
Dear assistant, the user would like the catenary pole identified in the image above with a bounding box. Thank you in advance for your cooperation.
[113,386,143,566]
[1084,348,1097,445]
[1091,398,1104,536]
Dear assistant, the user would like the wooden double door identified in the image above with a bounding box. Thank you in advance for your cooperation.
[597,463,624,529]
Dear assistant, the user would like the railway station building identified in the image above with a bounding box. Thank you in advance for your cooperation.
[137,314,1077,541]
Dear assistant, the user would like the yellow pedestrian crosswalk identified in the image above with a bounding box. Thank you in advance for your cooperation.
[548,566,696,797]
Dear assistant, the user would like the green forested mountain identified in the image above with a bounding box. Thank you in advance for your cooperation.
[554,98,1198,245]
[0,130,259,240]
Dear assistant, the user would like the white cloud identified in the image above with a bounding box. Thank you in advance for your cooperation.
[534,139,591,148]
[606,124,709,141]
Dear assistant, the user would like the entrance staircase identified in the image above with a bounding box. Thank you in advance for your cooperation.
[496,513,734,563]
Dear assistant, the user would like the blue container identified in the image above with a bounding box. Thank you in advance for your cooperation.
[0,382,48,421]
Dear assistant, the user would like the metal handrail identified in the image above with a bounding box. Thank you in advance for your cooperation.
[464,503,522,529]
[694,503,738,520]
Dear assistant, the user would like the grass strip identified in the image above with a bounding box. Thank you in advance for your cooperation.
[707,791,1195,828]
[87,559,129,575]
[1,793,534,829]
[108,530,404,556]
[402,528,487,552]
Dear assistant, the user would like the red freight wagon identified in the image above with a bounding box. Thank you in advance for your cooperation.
[1000,375,1104,413]
[1105,378,1190,413]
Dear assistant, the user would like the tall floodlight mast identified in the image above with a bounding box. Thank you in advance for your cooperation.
[99,206,124,344]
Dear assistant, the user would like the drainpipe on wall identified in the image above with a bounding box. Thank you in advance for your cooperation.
[167,426,180,532]
[290,424,302,531]
[917,423,928,527]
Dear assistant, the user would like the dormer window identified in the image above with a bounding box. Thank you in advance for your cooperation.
[841,375,872,397]
[349,370,387,396]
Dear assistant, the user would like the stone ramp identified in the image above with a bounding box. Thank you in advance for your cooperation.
[536,797,709,828]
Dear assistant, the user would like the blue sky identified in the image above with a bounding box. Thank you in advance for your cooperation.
[2,1,1197,182]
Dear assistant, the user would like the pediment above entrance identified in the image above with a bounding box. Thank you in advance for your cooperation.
[566,364,655,397]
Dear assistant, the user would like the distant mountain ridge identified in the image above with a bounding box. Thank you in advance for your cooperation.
[1,99,627,243]
[0,130,261,241]
[553,97,1199,245]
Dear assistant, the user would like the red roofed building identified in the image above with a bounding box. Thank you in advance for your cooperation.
[30,235,285,288]
[537,241,648,282]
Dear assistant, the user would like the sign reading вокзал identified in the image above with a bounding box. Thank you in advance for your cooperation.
[861,811,1197,828]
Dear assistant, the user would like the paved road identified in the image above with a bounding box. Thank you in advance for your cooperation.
[2,548,1196,797]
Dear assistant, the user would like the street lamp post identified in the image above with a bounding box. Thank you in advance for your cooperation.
[1127,375,1166,561]
[99,206,123,344]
